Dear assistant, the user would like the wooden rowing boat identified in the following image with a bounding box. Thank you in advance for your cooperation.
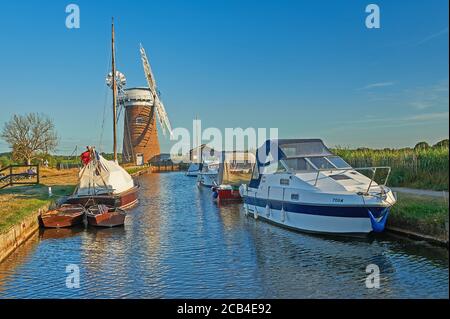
[86,204,126,227]
[40,204,86,228]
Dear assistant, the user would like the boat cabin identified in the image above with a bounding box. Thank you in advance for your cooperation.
[249,139,352,188]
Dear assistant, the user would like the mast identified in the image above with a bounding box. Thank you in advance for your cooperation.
[111,18,118,162]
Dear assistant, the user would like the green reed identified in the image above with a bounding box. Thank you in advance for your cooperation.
[333,146,449,191]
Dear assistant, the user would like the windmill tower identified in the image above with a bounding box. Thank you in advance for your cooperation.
[121,87,160,165]
[118,44,172,165]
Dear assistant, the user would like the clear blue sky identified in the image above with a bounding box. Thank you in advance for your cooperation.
[0,0,448,154]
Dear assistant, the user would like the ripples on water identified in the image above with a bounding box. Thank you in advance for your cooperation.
[0,173,448,298]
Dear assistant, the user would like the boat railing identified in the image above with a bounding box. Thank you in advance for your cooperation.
[313,166,391,193]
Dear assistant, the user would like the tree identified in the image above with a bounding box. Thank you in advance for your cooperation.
[433,139,449,149]
[1,113,58,165]
[414,141,430,151]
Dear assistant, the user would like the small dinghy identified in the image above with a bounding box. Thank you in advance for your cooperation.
[40,204,86,228]
[86,204,126,227]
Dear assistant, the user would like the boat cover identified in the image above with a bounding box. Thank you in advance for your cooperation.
[255,139,332,166]
[76,151,135,196]
[217,151,256,186]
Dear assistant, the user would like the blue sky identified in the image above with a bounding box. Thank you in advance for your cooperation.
[0,0,448,154]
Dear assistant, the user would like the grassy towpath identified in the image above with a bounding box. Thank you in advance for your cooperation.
[388,189,449,245]
[391,187,449,198]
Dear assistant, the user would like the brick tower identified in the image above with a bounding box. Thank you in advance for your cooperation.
[121,87,160,165]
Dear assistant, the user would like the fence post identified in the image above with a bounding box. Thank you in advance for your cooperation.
[9,166,12,186]
[37,165,40,184]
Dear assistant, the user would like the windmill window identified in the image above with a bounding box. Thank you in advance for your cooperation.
[135,117,145,124]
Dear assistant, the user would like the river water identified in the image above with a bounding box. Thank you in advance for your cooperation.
[0,172,448,298]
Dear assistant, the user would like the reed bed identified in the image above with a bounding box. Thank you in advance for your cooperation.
[333,146,449,191]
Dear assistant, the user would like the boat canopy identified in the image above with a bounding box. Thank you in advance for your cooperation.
[76,151,134,196]
[249,139,333,187]
[217,151,256,186]
[255,139,332,165]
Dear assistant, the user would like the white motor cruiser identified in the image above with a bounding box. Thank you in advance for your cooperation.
[197,160,220,188]
[240,139,396,235]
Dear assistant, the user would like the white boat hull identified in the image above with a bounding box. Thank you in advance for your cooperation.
[244,204,377,234]
[197,172,218,188]
[242,193,393,235]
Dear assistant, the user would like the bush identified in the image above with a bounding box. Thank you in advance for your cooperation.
[0,155,12,168]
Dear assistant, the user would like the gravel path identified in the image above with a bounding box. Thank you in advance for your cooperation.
[391,187,449,199]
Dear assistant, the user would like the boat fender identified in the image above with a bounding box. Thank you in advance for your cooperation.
[265,203,270,218]
[244,203,249,216]
[254,208,258,220]
[281,207,286,223]
[368,208,390,233]
[239,184,247,197]
[212,190,219,199]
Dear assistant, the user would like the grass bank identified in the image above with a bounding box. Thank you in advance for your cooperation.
[334,146,449,191]
[0,167,78,234]
[388,192,449,243]
[0,184,75,234]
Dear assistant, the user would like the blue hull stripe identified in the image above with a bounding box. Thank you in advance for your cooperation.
[243,197,387,218]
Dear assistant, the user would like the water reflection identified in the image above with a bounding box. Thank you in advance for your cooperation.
[0,172,447,298]
[39,226,84,241]
[0,231,40,294]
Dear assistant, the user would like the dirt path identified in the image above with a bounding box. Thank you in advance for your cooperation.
[391,187,449,199]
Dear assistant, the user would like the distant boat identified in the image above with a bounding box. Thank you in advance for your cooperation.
[187,142,215,177]
[240,139,396,235]
[212,151,255,203]
[86,204,126,227]
[197,160,219,188]
[40,204,86,228]
[186,163,201,177]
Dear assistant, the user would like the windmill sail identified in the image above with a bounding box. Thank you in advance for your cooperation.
[140,44,173,137]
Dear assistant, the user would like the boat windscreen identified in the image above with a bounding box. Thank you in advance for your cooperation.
[327,156,351,169]
[308,157,335,170]
[280,141,332,158]
[284,158,316,172]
